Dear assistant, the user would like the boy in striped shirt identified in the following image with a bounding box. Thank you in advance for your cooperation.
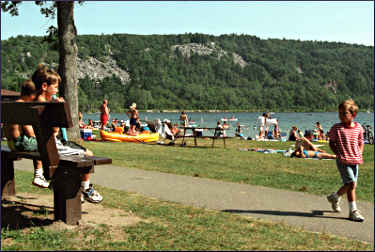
[327,99,365,222]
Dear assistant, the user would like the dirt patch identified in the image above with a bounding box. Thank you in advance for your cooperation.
[2,192,145,232]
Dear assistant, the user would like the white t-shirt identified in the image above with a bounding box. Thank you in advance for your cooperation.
[257,116,266,127]
[265,118,278,129]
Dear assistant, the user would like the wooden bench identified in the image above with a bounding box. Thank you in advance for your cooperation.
[1,101,112,225]
[180,127,228,148]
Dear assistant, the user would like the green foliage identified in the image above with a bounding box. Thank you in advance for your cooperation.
[2,33,373,112]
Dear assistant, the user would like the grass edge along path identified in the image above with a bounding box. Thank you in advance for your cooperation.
[84,137,374,202]
[1,170,372,251]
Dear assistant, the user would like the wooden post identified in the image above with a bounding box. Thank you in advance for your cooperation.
[1,152,16,197]
[193,128,197,146]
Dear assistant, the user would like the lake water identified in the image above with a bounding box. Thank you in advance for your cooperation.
[83,111,374,138]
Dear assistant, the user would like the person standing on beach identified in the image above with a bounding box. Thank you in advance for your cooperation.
[326,99,365,222]
[257,113,268,139]
[100,99,110,130]
[179,111,189,127]
[126,102,139,136]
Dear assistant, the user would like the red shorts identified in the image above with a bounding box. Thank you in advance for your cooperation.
[100,113,108,126]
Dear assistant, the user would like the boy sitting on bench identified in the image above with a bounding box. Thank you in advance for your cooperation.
[32,63,103,203]
[3,80,49,188]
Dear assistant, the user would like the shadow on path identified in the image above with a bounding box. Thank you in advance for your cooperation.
[222,209,348,220]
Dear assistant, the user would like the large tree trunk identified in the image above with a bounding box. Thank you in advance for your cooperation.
[57,2,80,141]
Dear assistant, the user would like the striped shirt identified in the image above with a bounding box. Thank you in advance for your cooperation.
[328,122,364,164]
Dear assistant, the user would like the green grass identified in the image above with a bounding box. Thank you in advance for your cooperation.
[1,170,372,250]
[83,136,374,202]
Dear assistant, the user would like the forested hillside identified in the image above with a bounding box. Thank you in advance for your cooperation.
[2,33,373,112]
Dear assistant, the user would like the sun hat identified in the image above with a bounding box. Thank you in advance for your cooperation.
[129,102,136,109]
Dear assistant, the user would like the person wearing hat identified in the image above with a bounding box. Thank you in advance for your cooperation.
[126,102,139,136]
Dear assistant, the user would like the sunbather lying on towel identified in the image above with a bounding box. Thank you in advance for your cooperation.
[291,130,336,159]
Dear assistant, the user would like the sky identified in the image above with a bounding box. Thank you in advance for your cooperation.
[1,1,374,46]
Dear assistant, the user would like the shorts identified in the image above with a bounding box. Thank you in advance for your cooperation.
[130,118,137,126]
[100,113,108,126]
[56,137,86,156]
[336,159,359,184]
[8,135,38,152]
[303,150,319,158]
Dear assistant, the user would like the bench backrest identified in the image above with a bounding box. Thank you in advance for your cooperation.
[1,101,73,178]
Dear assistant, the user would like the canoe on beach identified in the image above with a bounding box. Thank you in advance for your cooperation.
[100,130,159,143]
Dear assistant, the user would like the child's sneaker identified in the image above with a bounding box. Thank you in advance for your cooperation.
[327,193,341,212]
[32,175,49,188]
[82,184,103,203]
[349,210,365,222]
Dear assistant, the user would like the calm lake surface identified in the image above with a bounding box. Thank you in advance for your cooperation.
[84,111,374,138]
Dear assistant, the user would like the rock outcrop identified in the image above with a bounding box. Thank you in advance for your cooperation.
[76,56,131,85]
[171,43,248,68]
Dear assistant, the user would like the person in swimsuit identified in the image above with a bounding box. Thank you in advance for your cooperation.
[100,99,110,130]
[126,102,139,136]
[292,130,336,159]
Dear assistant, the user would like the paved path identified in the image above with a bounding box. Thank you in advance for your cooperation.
[14,159,373,244]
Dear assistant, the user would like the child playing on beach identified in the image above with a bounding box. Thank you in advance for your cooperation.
[126,102,139,136]
[32,63,103,203]
[4,80,49,188]
[326,99,365,222]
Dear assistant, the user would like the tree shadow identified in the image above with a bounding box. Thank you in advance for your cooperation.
[1,199,54,230]
[222,209,348,220]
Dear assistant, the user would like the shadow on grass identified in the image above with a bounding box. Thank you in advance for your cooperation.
[222,209,348,220]
[1,199,54,230]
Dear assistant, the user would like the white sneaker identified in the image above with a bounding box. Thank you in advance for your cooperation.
[32,175,49,188]
[349,210,365,222]
[327,193,341,212]
[82,184,103,203]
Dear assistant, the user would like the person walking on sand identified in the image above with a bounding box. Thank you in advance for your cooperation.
[326,99,365,222]
[126,102,139,136]
[100,99,110,130]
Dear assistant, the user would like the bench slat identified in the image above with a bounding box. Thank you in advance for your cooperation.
[1,102,73,128]
[1,145,110,168]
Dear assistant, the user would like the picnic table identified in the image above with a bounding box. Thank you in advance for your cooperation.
[180,126,227,148]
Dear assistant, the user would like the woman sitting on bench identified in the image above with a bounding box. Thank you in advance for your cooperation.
[32,63,102,204]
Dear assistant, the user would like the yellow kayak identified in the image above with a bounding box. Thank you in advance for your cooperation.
[100,130,159,143]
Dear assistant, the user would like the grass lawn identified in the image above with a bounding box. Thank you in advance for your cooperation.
[83,135,374,202]
[1,170,372,251]
[1,136,373,250]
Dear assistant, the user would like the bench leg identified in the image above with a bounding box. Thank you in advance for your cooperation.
[1,153,16,197]
[52,166,85,225]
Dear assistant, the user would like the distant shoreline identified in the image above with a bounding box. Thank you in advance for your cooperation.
[85,109,373,114]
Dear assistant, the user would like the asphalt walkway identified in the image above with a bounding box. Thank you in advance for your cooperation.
[14,159,373,244]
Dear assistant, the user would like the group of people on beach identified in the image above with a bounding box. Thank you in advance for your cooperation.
[256,112,280,140]
[288,121,326,142]
[40,91,366,222]
[99,100,142,136]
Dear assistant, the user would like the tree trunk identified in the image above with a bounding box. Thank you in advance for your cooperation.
[57,2,80,141]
